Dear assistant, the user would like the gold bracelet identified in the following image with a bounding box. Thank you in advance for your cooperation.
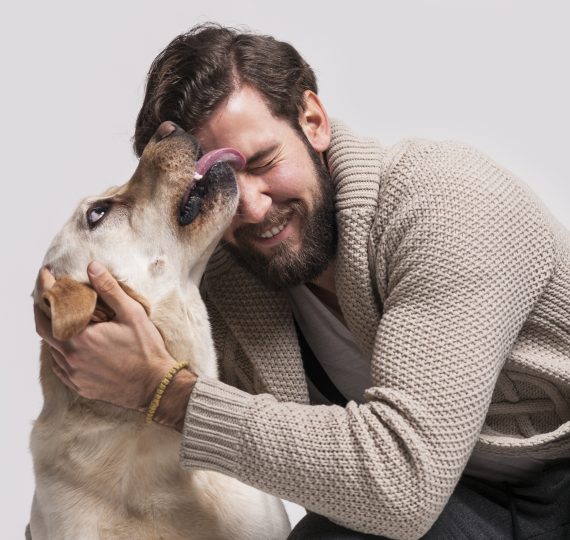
[145,360,189,424]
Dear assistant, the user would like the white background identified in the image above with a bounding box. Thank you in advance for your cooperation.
[1,0,568,535]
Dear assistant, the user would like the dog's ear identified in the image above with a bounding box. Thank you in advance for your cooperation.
[41,277,97,341]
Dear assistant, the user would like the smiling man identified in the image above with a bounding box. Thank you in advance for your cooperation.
[35,23,570,539]
[195,84,337,291]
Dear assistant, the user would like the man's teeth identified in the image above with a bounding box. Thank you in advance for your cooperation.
[259,221,287,239]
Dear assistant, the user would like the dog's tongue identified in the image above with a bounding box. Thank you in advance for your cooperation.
[195,148,246,176]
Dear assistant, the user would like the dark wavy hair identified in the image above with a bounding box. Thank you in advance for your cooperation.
[133,23,318,157]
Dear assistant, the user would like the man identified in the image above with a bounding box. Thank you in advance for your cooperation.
[35,23,570,539]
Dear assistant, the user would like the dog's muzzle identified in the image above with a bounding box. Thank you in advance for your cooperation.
[178,147,245,226]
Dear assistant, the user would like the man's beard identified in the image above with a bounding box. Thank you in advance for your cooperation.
[223,141,337,291]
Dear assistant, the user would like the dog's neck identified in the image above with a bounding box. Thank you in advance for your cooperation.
[149,284,218,379]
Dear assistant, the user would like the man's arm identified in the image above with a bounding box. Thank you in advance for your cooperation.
[154,369,196,432]
[179,141,556,539]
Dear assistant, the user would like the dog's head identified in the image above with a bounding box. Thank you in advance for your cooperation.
[35,122,244,342]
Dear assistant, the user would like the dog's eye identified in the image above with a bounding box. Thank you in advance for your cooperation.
[87,202,112,229]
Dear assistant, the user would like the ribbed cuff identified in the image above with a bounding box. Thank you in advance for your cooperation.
[179,376,253,475]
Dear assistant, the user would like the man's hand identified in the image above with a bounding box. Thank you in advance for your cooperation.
[34,261,187,414]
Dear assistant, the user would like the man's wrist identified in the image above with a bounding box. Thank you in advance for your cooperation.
[152,368,197,432]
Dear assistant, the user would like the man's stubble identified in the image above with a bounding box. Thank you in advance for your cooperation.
[223,139,337,290]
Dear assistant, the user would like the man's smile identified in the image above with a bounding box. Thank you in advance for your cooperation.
[258,216,290,239]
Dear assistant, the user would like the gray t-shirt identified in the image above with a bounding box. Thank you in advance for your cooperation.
[288,284,372,405]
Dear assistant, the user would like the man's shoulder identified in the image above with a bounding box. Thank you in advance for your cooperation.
[393,137,492,169]
[329,119,496,195]
[378,136,518,205]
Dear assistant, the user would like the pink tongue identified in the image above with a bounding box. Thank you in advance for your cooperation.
[195,148,246,176]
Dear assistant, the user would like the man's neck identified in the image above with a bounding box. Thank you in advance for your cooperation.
[307,262,343,318]
[309,261,336,295]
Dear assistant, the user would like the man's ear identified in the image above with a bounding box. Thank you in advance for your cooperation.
[298,90,331,153]
[41,277,97,341]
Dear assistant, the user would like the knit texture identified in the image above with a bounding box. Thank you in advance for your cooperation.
[181,121,570,539]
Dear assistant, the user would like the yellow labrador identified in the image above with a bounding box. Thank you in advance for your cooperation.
[29,122,290,539]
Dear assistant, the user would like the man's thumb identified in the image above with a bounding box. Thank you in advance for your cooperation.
[88,260,106,279]
[87,261,129,318]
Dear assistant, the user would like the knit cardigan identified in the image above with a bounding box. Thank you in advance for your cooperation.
[180,120,570,539]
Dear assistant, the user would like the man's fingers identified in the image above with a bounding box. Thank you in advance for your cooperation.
[87,260,135,320]
[50,355,79,393]
[34,304,51,338]
[34,304,65,354]
[49,347,75,380]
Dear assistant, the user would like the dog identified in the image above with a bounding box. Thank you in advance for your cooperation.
[29,121,291,539]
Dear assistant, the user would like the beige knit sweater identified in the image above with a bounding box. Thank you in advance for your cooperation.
[180,121,570,539]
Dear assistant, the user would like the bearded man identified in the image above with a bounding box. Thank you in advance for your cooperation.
[35,23,570,539]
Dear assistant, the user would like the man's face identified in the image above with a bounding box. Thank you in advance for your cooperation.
[195,85,336,289]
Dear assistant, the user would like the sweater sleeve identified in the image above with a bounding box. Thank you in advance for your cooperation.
[180,142,555,539]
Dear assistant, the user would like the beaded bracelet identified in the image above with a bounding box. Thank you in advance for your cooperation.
[145,360,189,424]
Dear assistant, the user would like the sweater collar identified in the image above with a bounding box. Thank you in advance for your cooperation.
[326,119,386,209]
[327,120,389,356]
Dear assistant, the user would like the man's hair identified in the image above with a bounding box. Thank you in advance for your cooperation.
[133,23,318,157]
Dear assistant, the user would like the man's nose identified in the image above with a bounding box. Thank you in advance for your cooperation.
[236,172,272,224]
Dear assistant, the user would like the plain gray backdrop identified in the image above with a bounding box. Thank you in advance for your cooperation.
[1,0,568,535]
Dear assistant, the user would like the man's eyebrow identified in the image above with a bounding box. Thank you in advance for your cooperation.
[246,144,280,166]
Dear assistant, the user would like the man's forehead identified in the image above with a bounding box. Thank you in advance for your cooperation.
[194,86,287,155]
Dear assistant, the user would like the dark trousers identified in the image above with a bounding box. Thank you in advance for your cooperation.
[288,460,570,540]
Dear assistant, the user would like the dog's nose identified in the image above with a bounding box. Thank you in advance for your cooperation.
[154,121,179,142]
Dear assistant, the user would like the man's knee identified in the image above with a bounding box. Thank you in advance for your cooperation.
[288,513,390,540]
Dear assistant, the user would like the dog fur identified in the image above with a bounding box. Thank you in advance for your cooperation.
[29,123,291,539]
